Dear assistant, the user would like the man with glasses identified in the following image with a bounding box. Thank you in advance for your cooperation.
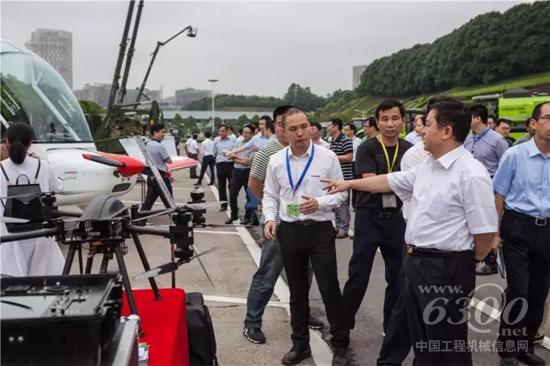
[342,99,412,340]
[362,116,379,140]
[495,101,550,366]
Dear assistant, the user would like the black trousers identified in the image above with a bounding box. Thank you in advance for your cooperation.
[216,161,233,206]
[188,153,198,178]
[498,210,550,357]
[196,155,215,185]
[342,209,405,333]
[377,265,411,365]
[278,221,348,350]
[139,174,174,223]
[404,250,475,366]
[229,167,251,219]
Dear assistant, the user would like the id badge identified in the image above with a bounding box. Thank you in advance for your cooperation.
[382,193,397,208]
[286,203,300,218]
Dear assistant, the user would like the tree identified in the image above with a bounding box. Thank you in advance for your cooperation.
[282,83,326,112]
[79,100,105,114]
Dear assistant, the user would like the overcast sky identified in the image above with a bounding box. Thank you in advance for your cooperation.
[1,1,522,98]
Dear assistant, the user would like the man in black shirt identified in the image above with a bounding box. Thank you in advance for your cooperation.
[342,99,412,341]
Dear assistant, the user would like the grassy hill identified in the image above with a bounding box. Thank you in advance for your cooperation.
[314,71,550,121]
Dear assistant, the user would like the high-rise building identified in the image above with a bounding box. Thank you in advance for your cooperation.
[175,88,210,107]
[25,29,73,88]
[352,64,368,90]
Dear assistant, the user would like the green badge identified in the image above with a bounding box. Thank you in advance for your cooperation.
[286,203,300,217]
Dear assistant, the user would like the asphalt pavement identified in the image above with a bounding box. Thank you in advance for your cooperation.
[62,168,550,365]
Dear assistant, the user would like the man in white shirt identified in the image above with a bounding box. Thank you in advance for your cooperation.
[263,107,349,366]
[405,114,425,145]
[325,100,498,366]
[185,133,199,179]
[309,122,330,149]
[195,131,215,186]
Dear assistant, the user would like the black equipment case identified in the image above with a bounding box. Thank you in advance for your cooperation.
[0,274,122,365]
[186,292,218,366]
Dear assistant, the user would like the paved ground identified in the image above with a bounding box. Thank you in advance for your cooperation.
[61,168,550,366]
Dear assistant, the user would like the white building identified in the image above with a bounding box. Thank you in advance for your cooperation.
[26,29,73,88]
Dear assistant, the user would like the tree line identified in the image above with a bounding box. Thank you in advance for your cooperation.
[357,2,550,97]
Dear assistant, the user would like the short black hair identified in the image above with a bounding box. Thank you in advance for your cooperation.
[496,118,512,127]
[310,122,322,131]
[468,103,488,124]
[363,116,378,131]
[192,133,198,139]
[243,124,254,132]
[488,114,497,121]
[281,106,307,127]
[273,105,295,121]
[346,123,356,133]
[532,101,550,120]
[425,96,454,114]
[260,115,275,133]
[218,124,228,131]
[204,131,212,138]
[432,100,470,143]
[150,123,165,135]
[330,118,343,130]
[375,99,405,120]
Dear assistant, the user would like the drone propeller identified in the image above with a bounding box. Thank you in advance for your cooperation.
[1,216,30,224]
[132,247,217,282]
[0,190,95,200]
[130,207,176,223]
[186,201,227,210]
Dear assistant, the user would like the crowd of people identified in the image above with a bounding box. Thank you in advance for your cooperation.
[1,96,548,366]
[233,99,549,366]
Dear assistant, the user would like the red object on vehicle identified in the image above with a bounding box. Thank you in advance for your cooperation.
[122,288,189,366]
[167,156,198,172]
[82,152,145,177]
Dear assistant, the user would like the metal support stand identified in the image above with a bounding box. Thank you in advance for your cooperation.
[62,243,77,275]
[113,245,143,337]
[131,232,161,300]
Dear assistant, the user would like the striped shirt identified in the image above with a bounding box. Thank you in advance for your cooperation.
[330,132,354,180]
[250,139,284,224]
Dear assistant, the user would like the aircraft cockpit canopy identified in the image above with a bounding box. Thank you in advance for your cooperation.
[0,40,93,143]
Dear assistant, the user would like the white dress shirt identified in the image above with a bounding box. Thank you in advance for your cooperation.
[400,141,430,220]
[186,138,198,154]
[405,131,423,145]
[313,138,330,150]
[201,138,214,156]
[263,142,347,223]
[388,146,498,251]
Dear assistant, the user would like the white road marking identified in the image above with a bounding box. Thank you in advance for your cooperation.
[203,295,288,309]
[194,229,241,236]
[208,185,333,366]
[470,297,550,350]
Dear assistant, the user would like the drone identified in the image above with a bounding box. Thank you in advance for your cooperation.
[0,137,235,325]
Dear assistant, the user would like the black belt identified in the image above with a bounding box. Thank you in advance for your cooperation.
[506,209,548,227]
[284,220,330,226]
[406,246,473,258]
[355,208,401,219]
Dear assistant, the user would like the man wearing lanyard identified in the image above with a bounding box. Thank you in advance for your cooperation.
[325,99,498,365]
[494,102,550,366]
[464,103,508,276]
[342,99,412,339]
[263,107,348,365]
[213,125,236,211]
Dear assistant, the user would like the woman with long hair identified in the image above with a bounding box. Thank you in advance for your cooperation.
[0,122,65,276]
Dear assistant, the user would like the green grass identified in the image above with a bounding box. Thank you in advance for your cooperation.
[317,72,550,119]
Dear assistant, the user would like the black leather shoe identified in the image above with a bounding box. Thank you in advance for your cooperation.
[517,351,545,366]
[219,205,227,212]
[500,357,518,366]
[332,348,348,366]
[308,317,324,330]
[281,346,311,365]
[476,261,498,275]
[225,217,237,224]
[240,217,251,225]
